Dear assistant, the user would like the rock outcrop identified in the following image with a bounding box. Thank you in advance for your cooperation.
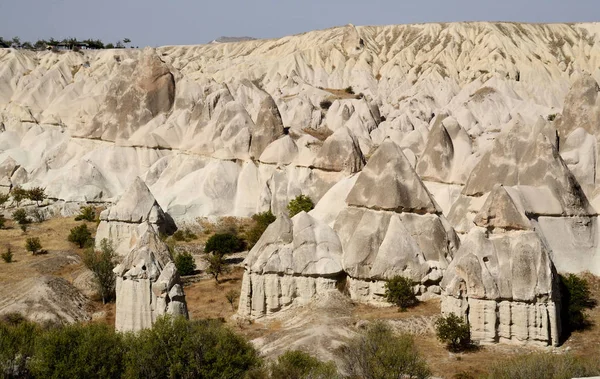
[95,177,175,256]
[238,211,344,318]
[113,222,188,332]
[441,225,561,346]
[333,139,459,303]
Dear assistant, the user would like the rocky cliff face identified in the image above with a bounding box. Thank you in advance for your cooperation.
[2,22,600,345]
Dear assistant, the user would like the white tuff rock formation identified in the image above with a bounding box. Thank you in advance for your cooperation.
[113,222,188,332]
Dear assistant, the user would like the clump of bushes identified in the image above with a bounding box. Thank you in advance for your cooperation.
[0,315,263,379]
[10,187,28,206]
[319,99,332,110]
[384,275,418,311]
[338,322,430,379]
[269,350,338,379]
[12,208,30,232]
[83,239,117,304]
[205,233,245,255]
[560,273,597,332]
[435,313,471,352]
[174,250,196,276]
[245,210,276,250]
[344,86,354,94]
[287,195,314,218]
[68,224,93,248]
[25,237,42,255]
[487,352,600,379]
[75,206,96,222]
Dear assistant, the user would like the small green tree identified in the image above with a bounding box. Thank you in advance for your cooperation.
[270,350,339,379]
[10,187,28,206]
[26,187,46,206]
[204,233,245,255]
[560,273,597,331]
[12,208,29,225]
[75,206,96,221]
[25,237,42,255]
[384,276,418,311]
[0,193,9,206]
[68,224,93,248]
[287,195,314,217]
[339,322,430,379]
[83,239,117,304]
[174,251,196,276]
[1,246,13,263]
[435,313,471,352]
[204,253,229,283]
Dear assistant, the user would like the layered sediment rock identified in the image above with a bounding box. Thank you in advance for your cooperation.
[113,222,188,331]
[238,211,344,318]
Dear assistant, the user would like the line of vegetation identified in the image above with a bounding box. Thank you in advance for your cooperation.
[0,36,133,50]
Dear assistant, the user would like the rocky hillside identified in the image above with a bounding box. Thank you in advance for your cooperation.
[2,22,600,345]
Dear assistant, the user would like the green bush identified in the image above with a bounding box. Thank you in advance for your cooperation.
[12,208,29,225]
[174,250,196,276]
[435,313,471,352]
[338,322,430,379]
[270,350,338,379]
[83,239,117,304]
[245,210,276,250]
[25,237,42,255]
[0,193,9,206]
[10,186,28,206]
[547,113,558,121]
[75,206,96,221]
[68,224,93,248]
[487,352,600,379]
[29,208,45,223]
[1,246,13,263]
[319,100,332,110]
[0,214,5,229]
[205,233,245,255]
[344,86,354,94]
[0,315,37,378]
[26,187,46,206]
[287,195,314,218]
[173,228,198,242]
[384,276,418,311]
[123,316,261,379]
[30,322,126,379]
[560,273,597,332]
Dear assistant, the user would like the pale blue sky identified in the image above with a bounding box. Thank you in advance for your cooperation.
[1,0,599,47]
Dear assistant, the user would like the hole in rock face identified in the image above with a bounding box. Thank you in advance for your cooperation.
[142,265,147,271]
[482,257,489,263]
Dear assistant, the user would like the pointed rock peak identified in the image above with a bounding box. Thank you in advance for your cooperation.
[416,120,454,183]
[556,72,600,138]
[250,94,285,159]
[474,185,531,231]
[341,23,364,56]
[313,127,365,173]
[108,177,160,223]
[346,138,440,214]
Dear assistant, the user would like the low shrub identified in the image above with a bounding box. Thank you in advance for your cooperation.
[29,208,45,223]
[338,322,430,379]
[0,214,5,229]
[10,187,28,206]
[287,195,314,218]
[435,313,471,352]
[487,352,600,379]
[384,276,418,311]
[68,224,93,248]
[560,273,597,332]
[12,208,29,225]
[174,250,196,276]
[1,246,13,263]
[0,193,9,206]
[270,350,338,379]
[75,206,96,222]
[319,100,332,110]
[344,86,354,94]
[25,237,42,255]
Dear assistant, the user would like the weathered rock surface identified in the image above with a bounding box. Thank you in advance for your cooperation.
[95,177,175,255]
[441,227,561,346]
[113,222,188,332]
[238,211,344,318]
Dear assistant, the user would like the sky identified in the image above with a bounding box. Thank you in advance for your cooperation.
[1,0,599,47]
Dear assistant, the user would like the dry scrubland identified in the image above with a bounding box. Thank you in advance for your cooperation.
[2,215,598,378]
